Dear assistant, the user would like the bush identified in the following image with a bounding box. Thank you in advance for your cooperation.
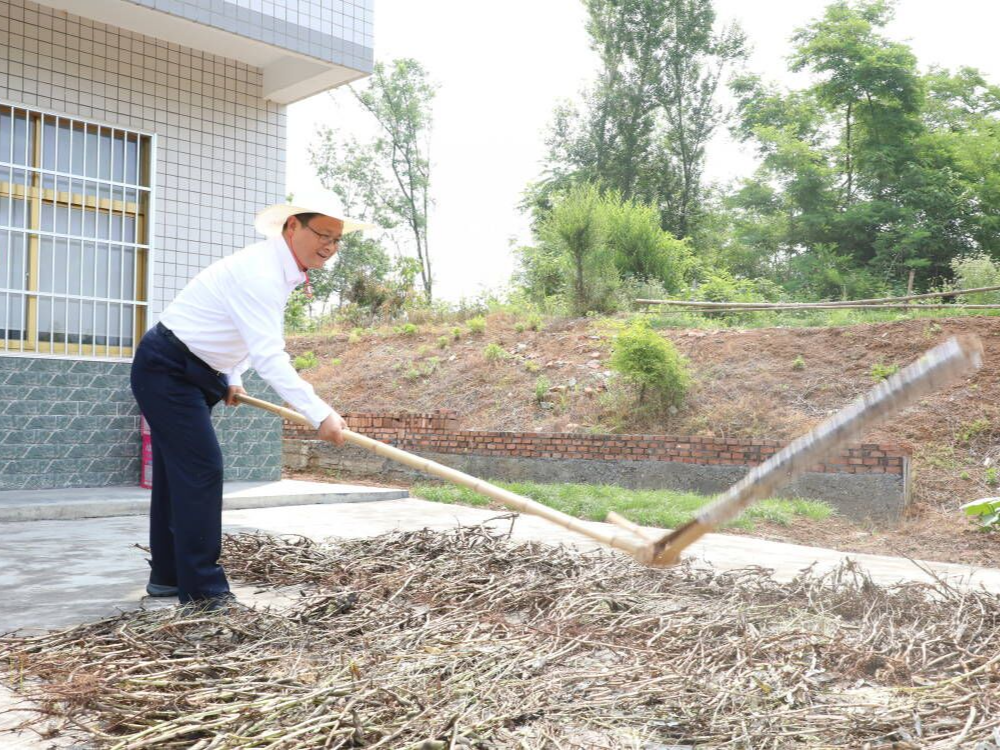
[870,362,899,382]
[398,323,419,336]
[293,350,318,371]
[437,335,450,349]
[951,252,1000,303]
[482,343,509,362]
[609,318,689,409]
[534,375,551,403]
[467,316,486,334]
[348,327,367,345]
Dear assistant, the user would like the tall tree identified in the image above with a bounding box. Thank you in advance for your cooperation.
[529,0,746,240]
[312,58,436,300]
[726,0,1000,296]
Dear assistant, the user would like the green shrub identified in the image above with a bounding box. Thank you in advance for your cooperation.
[452,326,463,341]
[399,323,418,336]
[962,496,1000,531]
[526,313,543,331]
[534,375,552,403]
[609,318,689,408]
[514,321,526,333]
[524,360,541,373]
[987,468,999,488]
[483,342,509,362]
[292,350,318,371]
[348,327,367,345]
[870,362,900,382]
[467,316,486,335]
[957,418,991,446]
[952,252,1000,304]
[792,355,805,371]
[437,335,450,349]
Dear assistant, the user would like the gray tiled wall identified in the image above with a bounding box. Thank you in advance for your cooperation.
[0,0,298,489]
[0,358,282,490]
[126,0,374,73]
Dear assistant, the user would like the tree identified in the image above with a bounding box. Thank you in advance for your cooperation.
[312,58,437,300]
[541,183,616,315]
[726,0,1000,295]
[529,0,746,240]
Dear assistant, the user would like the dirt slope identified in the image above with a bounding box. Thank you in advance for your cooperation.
[287,315,1000,565]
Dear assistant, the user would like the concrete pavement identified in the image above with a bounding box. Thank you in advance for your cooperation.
[0,479,407,521]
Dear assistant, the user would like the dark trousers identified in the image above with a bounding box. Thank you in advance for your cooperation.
[130,323,231,603]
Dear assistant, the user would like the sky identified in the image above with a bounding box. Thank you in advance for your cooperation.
[286,0,1000,302]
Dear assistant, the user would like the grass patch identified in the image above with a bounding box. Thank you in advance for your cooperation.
[411,480,832,531]
[647,306,1000,331]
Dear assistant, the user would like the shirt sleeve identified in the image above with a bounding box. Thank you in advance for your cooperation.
[226,357,251,388]
[221,271,334,428]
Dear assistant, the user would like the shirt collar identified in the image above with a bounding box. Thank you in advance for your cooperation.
[273,235,307,286]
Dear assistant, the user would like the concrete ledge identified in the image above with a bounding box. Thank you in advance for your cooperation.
[0,480,408,522]
[288,440,907,525]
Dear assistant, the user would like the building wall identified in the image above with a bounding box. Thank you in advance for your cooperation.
[124,0,374,72]
[0,0,291,489]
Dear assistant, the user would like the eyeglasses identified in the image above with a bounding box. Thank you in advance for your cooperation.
[303,223,343,247]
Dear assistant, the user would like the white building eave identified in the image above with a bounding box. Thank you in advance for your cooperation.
[34,0,367,104]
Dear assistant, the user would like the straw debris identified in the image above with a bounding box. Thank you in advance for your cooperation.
[3,522,1000,748]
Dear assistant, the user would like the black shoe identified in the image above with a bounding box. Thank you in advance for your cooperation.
[145,559,178,597]
[189,592,246,614]
[146,581,179,597]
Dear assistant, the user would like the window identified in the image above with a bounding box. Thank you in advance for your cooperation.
[0,104,153,358]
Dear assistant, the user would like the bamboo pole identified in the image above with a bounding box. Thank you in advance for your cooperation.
[636,283,1000,309]
[233,393,649,559]
[665,304,1000,313]
[634,335,983,567]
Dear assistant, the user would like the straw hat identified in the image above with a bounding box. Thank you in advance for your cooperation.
[254,188,374,238]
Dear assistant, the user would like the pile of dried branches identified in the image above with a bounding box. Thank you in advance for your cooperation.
[3,522,1000,749]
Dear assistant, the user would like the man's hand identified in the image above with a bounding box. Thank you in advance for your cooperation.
[318,411,348,446]
[225,385,247,406]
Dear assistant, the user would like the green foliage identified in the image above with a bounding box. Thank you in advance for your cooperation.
[466,316,486,335]
[398,323,418,336]
[482,343,509,362]
[792,355,806,371]
[529,0,747,239]
[987,468,999,488]
[348,327,367,345]
[525,313,543,331]
[961,496,1000,531]
[312,58,436,299]
[411,481,831,531]
[436,335,450,349]
[542,183,618,316]
[951,253,1000,303]
[609,318,690,408]
[957,418,991,446]
[451,326,463,340]
[870,362,899,381]
[293,350,318,371]
[284,289,311,333]
[524,360,541,373]
[534,375,552,404]
[725,2,1000,294]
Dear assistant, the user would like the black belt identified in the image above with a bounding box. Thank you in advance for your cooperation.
[155,322,223,376]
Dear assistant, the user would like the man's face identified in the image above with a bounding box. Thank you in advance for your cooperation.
[289,215,345,270]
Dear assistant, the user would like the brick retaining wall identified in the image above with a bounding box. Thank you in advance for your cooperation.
[284,410,908,477]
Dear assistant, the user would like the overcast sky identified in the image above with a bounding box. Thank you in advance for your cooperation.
[286,0,1000,301]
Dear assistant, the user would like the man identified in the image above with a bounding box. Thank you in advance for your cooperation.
[130,190,371,610]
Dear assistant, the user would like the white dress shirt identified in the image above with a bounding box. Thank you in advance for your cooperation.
[159,235,333,428]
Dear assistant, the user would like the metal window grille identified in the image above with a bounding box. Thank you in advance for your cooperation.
[0,103,153,359]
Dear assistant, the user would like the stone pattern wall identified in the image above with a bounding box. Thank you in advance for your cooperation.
[0,358,280,491]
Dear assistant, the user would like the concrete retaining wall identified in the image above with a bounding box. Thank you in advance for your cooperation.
[284,438,911,525]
